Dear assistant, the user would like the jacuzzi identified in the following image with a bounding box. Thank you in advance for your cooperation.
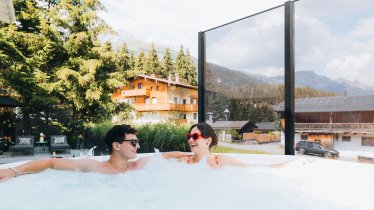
[0,154,373,210]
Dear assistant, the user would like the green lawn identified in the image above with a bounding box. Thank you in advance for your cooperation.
[211,146,269,154]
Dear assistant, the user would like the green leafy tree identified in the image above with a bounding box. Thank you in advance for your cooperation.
[1,0,130,138]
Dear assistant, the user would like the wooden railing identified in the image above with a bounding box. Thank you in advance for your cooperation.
[295,123,374,132]
[117,89,150,97]
[134,104,198,112]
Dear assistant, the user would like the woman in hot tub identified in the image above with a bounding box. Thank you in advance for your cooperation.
[174,123,288,168]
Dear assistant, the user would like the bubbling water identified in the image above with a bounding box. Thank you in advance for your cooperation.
[0,155,373,210]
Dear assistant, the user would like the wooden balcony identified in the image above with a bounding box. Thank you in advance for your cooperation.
[119,89,150,97]
[134,104,198,112]
[295,123,374,133]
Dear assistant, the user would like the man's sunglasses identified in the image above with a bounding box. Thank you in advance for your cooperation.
[186,133,203,141]
[117,139,140,147]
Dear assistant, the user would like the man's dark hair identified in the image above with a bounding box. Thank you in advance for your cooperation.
[104,124,137,153]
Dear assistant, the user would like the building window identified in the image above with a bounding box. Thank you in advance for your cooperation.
[193,113,197,120]
[301,134,308,140]
[145,98,150,105]
[156,86,159,91]
[192,99,197,105]
[181,114,186,119]
[150,87,153,91]
[130,84,135,90]
[138,83,143,89]
[152,97,157,104]
[182,99,187,105]
[342,136,351,142]
[174,97,178,104]
[362,137,374,146]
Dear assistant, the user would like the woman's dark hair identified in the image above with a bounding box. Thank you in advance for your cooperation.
[188,123,218,149]
[104,124,137,153]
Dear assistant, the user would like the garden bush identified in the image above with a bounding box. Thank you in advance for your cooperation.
[85,121,115,155]
[137,123,190,153]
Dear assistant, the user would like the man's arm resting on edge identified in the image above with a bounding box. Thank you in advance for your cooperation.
[0,158,95,180]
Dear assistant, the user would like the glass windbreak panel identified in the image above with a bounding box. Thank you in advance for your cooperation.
[294,0,374,159]
[204,6,285,155]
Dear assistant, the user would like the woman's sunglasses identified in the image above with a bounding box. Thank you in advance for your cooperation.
[186,133,203,141]
[118,139,140,147]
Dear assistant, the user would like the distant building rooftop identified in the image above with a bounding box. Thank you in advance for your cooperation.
[255,122,275,130]
[275,95,374,113]
[136,74,198,89]
[208,121,248,130]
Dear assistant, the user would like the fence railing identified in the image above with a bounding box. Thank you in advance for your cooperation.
[295,123,374,132]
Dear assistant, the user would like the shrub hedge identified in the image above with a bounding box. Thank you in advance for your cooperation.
[137,123,191,153]
[85,122,191,155]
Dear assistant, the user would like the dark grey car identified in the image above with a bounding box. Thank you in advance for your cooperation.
[295,141,339,158]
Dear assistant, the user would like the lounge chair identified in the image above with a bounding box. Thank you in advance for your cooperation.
[50,135,70,154]
[10,136,35,157]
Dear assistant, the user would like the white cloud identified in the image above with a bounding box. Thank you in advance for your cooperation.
[325,53,371,80]
[350,18,374,38]
[99,0,286,55]
[206,9,284,73]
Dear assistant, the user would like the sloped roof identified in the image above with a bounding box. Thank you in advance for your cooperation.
[137,75,198,90]
[207,121,248,129]
[275,95,374,113]
[0,96,22,107]
[255,122,275,130]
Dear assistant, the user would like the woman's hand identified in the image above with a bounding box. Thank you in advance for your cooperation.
[162,151,193,159]
[0,168,16,181]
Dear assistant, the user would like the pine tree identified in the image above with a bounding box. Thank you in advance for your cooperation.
[116,43,130,72]
[184,49,197,85]
[160,48,174,79]
[175,45,186,81]
[129,52,136,71]
[145,43,161,76]
[135,50,146,74]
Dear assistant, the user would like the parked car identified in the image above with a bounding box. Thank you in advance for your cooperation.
[295,141,339,158]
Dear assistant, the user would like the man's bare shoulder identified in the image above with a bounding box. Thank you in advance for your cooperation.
[133,156,151,169]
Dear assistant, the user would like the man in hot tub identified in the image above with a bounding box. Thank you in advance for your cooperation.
[0,124,186,180]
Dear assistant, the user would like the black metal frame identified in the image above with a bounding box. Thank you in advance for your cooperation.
[198,1,296,155]
[198,32,206,123]
[284,1,295,155]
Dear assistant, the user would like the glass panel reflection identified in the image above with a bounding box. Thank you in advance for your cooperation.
[204,6,285,155]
